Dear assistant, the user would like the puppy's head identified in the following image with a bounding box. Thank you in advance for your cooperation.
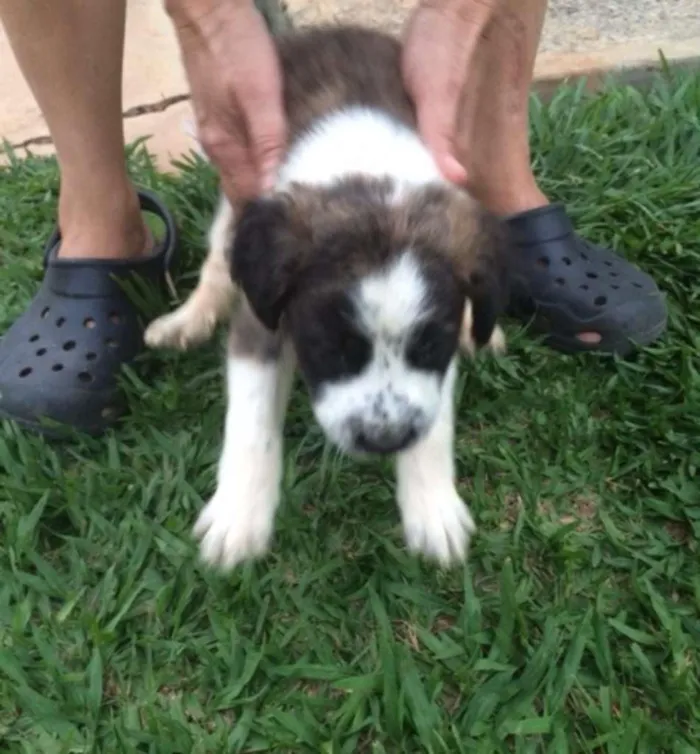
[230,177,508,455]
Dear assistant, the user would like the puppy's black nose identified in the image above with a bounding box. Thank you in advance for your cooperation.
[355,425,418,455]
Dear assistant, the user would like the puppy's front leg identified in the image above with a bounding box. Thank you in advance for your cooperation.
[194,304,296,570]
[395,360,475,566]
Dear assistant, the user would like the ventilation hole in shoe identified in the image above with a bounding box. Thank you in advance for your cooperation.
[108,312,122,325]
[594,296,607,307]
[40,307,50,319]
[633,282,643,289]
[580,252,588,261]
[77,372,93,384]
[586,272,598,279]
[101,406,117,419]
[604,260,613,267]
[611,284,620,290]
[580,284,589,291]
[19,367,32,378]
[86,352,97,361]
[36,348,47,357]
[83,317,96,329]
[536,256,550,268]
[56,317,66,327]
[52,364,64,373]
[555,277,566,286]
[105,338,118,349]
[562,257,572,266]
[610,272,619,278]
[29,334,40,343]
[63,341,76,351]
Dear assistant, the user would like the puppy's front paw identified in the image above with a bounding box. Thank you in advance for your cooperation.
[145,300,219,351]
[193,484,276,570]
[400,486,476,566]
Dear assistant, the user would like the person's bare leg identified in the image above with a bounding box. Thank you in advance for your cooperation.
[458,0,548,216]
[459,0,621,347]
[0,0,180,436]
[0,0,147,260]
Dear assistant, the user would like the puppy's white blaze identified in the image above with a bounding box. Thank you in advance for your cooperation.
[277,106,445,190]
[395,359,476,565]
[194,349,294,570]
[312,252,444,452]
[356,251,427,338]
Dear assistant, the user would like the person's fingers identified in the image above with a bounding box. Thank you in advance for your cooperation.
[245,96,286,194]
[415,98,468,185]
[404,1,495,185]
[201,122,259,201]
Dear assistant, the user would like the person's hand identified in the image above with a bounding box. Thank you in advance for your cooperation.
[402,0,499,185]
[166,0,286,202]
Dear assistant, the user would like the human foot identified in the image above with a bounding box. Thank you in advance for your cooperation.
[504,203,667,355]
[0,189,178,436]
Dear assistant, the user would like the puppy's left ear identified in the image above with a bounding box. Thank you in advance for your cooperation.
[461,209,510,349]
[229,196,308,331]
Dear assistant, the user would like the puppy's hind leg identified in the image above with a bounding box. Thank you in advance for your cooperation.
[459,298,507,357]
[395,359,476,566]
[194,303,297,570]
[145,194,239,350]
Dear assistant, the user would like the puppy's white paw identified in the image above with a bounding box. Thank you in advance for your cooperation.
[400,486,476,566]
[145,301,219,351]
[193,483,276,570]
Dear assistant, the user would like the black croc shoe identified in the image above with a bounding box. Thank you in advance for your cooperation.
[506,203,667,356]
[0,189,178,436]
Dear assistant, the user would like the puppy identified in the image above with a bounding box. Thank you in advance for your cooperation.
[145,25,508,569]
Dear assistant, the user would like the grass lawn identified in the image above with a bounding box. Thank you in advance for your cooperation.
[1,72,700,753]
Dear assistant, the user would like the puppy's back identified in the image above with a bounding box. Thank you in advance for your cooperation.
[275,26,416,144]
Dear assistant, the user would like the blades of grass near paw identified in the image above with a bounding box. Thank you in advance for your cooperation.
[12,491,49,556]
[548,609,592,713]
[607,617,658,646]
[399,648,441,751]
[499,716,553,737]
[592,599,614,683]
[225,708,258,753]
[491,558,517,662]
[517,617,560,695]
[368,586,400,738]
[0,648,29,687]
[86,647,104,722]
[462,669,517,737]
[216,647,266,705]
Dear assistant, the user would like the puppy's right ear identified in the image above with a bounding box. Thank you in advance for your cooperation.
[230,197,307,331]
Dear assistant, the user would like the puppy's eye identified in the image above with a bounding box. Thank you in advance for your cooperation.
[406,321,457,372]
[340,331,372,375]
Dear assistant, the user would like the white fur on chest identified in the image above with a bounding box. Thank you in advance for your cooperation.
[277,106,445,190]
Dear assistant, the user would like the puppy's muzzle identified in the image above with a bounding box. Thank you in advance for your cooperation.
[350,415,422,455]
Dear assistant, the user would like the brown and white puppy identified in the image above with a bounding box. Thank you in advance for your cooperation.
[145,25,508,570]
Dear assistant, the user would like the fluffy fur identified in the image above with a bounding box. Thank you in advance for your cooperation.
[145,25,508,569]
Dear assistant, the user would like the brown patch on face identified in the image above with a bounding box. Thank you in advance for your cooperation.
[275,26,415,143]
[392,185,510,346]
